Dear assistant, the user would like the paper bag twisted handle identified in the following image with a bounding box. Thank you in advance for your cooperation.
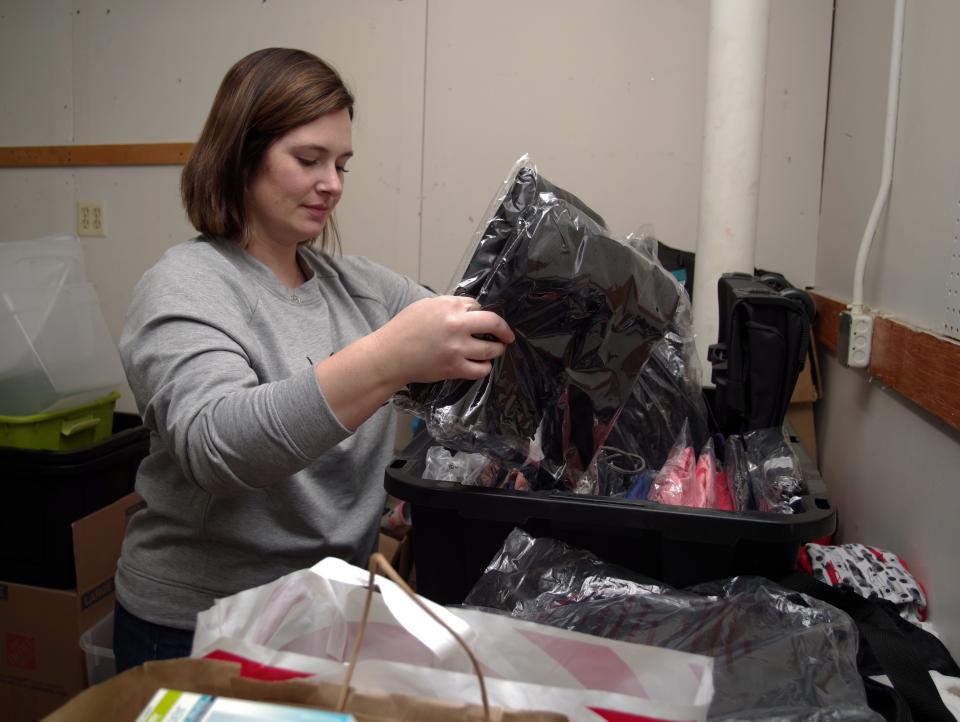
[335,552,491,721]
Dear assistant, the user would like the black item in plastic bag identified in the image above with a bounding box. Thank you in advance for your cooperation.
[465,528,880,721]
[591,445,647,497]
[601,291,710,472]
[723,433,755,512]
[742,428,807,513]
[570,231,709,493]
[399,161,682,490]
[780,571,960,722]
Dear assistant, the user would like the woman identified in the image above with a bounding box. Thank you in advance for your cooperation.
[112,47,513,672]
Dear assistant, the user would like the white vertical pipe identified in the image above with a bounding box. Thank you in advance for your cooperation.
[692,0,772,381]
[851,0,906,312]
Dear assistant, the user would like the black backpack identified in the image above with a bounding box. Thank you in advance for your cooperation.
[708,272,815,436]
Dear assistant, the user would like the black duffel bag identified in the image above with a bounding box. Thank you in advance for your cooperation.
[708,271,815,436]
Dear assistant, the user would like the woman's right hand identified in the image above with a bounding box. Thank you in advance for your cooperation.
[315,295,514,431]
[371,295,515,387]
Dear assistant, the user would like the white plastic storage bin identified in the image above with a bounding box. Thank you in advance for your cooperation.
[79,610,116,687]
[0,236,123,416]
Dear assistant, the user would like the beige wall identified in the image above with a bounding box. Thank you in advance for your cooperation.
[420,0,831,292]
[817,0,960,656]
[0,0,831,413]
[0,0,75,239]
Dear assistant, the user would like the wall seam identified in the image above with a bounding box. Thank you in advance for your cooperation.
[814,0,839,291]
[417,0,430,284]
[70,0,78,215]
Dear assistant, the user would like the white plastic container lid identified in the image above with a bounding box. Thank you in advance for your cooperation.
[0,236,123,416]
[0,234,87,305]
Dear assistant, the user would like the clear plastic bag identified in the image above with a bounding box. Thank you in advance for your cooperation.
[647,420,696,506]
[594,446,648,497]
[603,334,710,471]
[724,434,754,512]
[710,443,735,511]
[464,528,880,722]
[742,428,807,513]
[423,446,491,486]
[601,230,710,472]
[396,156,686,492]
[689,436,717,509]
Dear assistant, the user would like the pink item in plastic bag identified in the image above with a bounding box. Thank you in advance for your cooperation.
[648,422,696,506]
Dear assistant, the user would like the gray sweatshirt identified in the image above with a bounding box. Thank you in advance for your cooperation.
[116,237,431,629]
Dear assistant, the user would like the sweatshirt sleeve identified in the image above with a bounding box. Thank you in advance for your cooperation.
[119,254,352,497]
[337,255,435,315]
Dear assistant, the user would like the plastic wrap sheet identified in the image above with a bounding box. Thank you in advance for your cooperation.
[398,157,683,491]
[465,529,880,722]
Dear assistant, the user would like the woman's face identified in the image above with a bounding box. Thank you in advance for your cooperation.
[246,108,353,248]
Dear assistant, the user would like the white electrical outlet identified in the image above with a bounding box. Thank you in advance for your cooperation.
[76,200,105,237]
[946,198,960,340]
[839,310,874,368]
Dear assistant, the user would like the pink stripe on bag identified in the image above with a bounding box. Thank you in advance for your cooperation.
[204,649,312,681]
[518,629,649,698]
[588,708,697,722]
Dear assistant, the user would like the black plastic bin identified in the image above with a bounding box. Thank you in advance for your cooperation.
[384,431,836,605]
[0,412,149,589]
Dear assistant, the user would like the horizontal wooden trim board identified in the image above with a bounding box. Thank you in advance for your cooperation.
[5,145,958,432]
[810,291,960,433]
[0,143,193,167]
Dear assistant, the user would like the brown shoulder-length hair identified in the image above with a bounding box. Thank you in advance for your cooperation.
[181,48,354,253]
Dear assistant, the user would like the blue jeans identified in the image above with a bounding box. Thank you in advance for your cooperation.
[112,601,195,674]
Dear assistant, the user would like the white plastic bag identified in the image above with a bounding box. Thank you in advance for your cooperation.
[193,558,714,722]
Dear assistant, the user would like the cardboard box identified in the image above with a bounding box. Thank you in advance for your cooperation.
[0,493,142,722]
[376,533,401,564]
[787,338,822,462]
[376,531,414,588]
[786,403,817,461]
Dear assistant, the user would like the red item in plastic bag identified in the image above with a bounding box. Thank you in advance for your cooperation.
[685,442,714,508]
[713,469,735,511]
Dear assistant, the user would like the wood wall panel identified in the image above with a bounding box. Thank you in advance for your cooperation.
[0,143,192,167]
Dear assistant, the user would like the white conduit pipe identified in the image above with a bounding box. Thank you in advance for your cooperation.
[691,0,771,381]
[851,0,906,312]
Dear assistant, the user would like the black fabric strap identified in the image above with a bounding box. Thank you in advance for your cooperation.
[779,572,956,722]
[862,678,911,722]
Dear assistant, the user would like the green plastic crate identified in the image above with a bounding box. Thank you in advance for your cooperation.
[0,391,120,451]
